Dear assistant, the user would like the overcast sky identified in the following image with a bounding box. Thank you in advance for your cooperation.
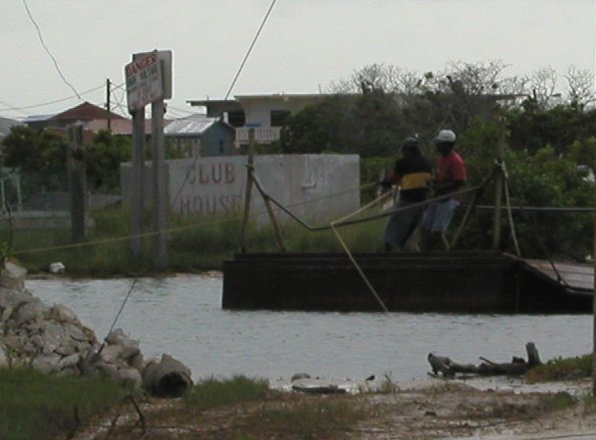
[1,0,594,120]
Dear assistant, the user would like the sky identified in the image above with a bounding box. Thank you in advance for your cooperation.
[1,0,595,121]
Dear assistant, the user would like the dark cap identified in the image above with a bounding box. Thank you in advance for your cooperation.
[401,137,418,149]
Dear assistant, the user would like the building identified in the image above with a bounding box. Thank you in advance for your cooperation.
[187,93,336,147]
[22,102,133,142]
[164,116,236,157]
[0,116,22,145]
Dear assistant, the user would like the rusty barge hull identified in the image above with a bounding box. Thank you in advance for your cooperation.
[222,252,592,314]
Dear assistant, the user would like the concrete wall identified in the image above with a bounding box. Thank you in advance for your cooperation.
[121,154,360,224]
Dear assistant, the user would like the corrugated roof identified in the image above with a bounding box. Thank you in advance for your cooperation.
[164,116,221,136]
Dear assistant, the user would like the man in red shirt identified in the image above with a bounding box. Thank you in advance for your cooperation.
[420,129,467,251]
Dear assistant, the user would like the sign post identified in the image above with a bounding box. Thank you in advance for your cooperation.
[125,50,172,270]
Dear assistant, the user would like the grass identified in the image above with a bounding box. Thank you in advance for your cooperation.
[525,354,592,383]
[183,375,275,411]
[0,367,128,440]
[2,206,388,277]
[252,398,368,439]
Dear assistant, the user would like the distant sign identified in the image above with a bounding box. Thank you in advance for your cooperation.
[125,51,163,112]
[235,127,281,145]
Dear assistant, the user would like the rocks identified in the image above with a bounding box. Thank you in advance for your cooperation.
[0,261,193,397]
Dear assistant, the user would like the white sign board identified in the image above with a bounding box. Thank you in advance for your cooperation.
[125,51,163,112]
[235,127,281,145]
[132,50,173,100]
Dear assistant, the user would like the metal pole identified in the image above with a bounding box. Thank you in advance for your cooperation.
[130,108,145,258]
[151,100,168,270]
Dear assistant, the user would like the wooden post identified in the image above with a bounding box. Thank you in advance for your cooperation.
[151,100,168,271]
[492,128,505,250]
[67,123,86,243]
[252,173,286,252]
[592,162,596,395]
[130,108,145,258]
[239,128,256,253]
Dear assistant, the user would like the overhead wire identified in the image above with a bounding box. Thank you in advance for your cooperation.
[0,84,106,115]
[22,0,81,100]
[224,0,278,100]
[169,0,279,208]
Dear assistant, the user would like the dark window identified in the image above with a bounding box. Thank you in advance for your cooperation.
[270,110,291,127]
[227,111,245,127]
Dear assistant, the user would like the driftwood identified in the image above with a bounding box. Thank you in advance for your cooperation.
[428,342,542,378]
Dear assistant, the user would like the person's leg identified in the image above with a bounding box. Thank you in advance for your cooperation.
[419,203,438,251]
[383,212,399,251]
[400,204,425,251]
[428,199,459,250]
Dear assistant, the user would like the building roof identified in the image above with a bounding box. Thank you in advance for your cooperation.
[21,114,54,124]
[164,116,232,136]
[51,102,127,122]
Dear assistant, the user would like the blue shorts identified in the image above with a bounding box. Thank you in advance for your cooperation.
[421,199,459,233]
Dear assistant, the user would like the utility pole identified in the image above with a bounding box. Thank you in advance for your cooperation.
[67,123,86,243]
[592,159,596,395]
[106,79,111,131]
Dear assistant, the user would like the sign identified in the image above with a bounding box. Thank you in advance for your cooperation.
[125,51,163,111]
[235,126,281,145]
[133,50,173,100]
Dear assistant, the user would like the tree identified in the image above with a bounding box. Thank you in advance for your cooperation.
[565,66,595,110]
[85,130,131,193]
[3,125,69,194]
[2,126,132,198]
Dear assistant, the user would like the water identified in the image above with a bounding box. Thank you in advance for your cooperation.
[27,274,592,383]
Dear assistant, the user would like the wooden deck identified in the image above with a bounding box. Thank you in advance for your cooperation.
[524,259,594,292]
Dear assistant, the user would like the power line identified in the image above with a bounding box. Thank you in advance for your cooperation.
[224,0,278,100]
[0,84,105,112]
[22,0,81,100]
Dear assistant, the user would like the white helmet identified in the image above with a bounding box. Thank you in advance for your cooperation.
[434,129,456,144]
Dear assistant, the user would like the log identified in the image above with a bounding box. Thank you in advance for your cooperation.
[427,342,542,378]
[427,353,478,377]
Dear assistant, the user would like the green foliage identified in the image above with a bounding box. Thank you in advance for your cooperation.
[184,375,274,410]
[85,130,131,193]
[2,127,131,197]
[525,354,591,383]
[508,103,596,155]
[0,367,126,440]
[3,126,69,193]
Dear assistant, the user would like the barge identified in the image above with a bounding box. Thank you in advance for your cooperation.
[222,251,593,314]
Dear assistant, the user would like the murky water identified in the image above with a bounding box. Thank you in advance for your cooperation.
[27,274,592,383]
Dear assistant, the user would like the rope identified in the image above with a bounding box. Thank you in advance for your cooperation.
[265,183,487,232]
[501,161,522,256]
[97,278,138,355]
[329,192,394,312]
[8,182,376,257]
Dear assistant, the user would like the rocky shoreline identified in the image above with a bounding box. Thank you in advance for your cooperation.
[0,261,192,396]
